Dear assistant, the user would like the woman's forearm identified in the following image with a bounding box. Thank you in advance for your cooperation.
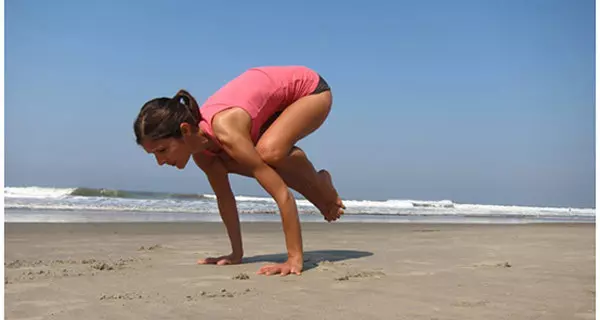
[200,157,245,259]
[255,167,303,262]
[278,191,303,262]
[216,193,244,257]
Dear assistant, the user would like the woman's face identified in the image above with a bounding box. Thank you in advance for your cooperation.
[141,137,192,170]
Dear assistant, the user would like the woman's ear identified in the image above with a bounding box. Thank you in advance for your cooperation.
[180,123,192,136]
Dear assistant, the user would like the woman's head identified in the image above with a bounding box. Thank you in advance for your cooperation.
[134,89,202,169]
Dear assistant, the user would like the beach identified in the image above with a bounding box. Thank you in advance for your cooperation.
[4,221,595,320]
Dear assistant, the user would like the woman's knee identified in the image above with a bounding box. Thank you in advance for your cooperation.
[256,141,289,166]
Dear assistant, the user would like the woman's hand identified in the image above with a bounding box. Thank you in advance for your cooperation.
[257,258,303,276]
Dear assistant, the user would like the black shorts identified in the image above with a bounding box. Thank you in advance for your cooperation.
[311,75,331,94]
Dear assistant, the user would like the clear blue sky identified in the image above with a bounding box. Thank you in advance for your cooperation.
[5,0,595,208]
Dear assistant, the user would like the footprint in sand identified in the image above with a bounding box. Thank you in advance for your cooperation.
[16,269,86,281]
[5,259,44,268]
[185,288,254,300]
[308,260,385,281]
[411,229,441,233]
[312,260,347,272]
[451,300,490,308]
[138,244,163,251]
[232,273,250,280]
[89,257,142,272]
[5,259,71,268]
[472,261,512,268]
[6,257,147,283]
[100,292,146,301]
[334,270,386,281]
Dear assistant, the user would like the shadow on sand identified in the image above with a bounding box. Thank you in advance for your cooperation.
[243,250,373,271]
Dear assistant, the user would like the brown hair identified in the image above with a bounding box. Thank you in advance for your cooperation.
[133,89,201,145]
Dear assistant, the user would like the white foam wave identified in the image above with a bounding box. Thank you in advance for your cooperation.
[210,195,594,217]
[4,187,75,199]
[203,194,314,207]
[4,201,315,215]
[455,203,595,216]
[5,187,595,219]
[201,195,454,209]
[341,199,454,209]
[204,194,274,202]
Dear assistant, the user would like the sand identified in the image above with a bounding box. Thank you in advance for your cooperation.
[4,221,595,320]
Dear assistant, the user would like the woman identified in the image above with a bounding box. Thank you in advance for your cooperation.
[133,65,345,276]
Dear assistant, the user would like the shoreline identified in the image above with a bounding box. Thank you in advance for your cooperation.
[5,220,595,231]
[5,208,595,224]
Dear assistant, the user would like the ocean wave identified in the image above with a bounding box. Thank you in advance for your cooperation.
[4,186,595,218]
[3,187,454,210]
[4,187,75,199]
[5,186,208,201]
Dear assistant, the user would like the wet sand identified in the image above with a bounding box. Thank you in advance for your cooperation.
[4,222,596,320]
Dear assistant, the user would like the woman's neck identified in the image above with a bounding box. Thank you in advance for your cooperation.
[192,129,221,154]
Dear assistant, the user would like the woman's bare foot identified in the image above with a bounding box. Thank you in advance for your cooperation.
[317,170,345,222]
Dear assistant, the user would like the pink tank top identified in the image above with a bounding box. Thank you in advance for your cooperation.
[198,66,320,155]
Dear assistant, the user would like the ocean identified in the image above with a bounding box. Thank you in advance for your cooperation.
[4,186,595,224]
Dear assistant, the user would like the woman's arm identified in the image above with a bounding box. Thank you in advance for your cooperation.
[212,110,304,275]
[193,155,243,264]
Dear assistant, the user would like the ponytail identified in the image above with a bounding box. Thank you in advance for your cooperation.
[173,89,201,125]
